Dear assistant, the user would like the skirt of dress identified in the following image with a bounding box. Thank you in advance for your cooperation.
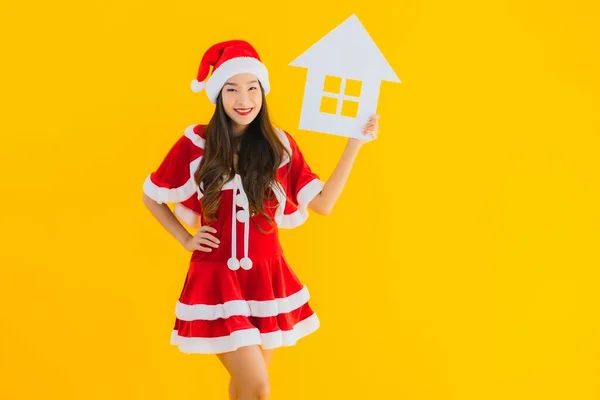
[170,254,320,354]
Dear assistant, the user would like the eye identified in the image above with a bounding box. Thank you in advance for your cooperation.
[249,86,257,90]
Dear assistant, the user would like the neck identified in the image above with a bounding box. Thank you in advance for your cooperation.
[231,122,247,137]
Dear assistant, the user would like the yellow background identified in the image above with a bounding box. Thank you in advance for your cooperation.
[1,0,599,399]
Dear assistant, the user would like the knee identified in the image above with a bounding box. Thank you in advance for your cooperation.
[239,380,270,399]
[257,382,271,400]
[256,382,270,399]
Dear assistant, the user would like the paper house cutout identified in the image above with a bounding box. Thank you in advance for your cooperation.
[289,14,401,140]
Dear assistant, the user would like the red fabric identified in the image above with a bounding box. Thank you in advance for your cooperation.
[146,124,322,221]
[189,188,282,264]
[144,124,322,351]
[180,255,305,306]
[194,40,262,83]
[173,304,315,338]
[148,135,193,190]
[145,126,204,208]
[279,132,321,211]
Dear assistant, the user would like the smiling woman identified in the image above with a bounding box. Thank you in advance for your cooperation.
[221,75,263,134]
[142,39,379,400]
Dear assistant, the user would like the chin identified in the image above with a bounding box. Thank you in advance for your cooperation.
[229,111,259,127]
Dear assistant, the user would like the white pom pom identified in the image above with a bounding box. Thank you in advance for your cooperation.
[235,193,248,208]
[240,257,253,270]
[191,79,205,93]
[236,209,249,223]
[227,257,240,271]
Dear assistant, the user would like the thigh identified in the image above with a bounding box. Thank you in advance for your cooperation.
[261,348,274,367]
[217,345,269,387]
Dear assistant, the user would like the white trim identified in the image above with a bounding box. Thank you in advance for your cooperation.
[278,209,308,229]
[184,124,288,167]
[196,181,204,200]
[170,312,320,354]
[175,285,310,321]
[172,327,261,354]
[143,123,206,204]
[261,313,320,349]
[276,178,324,229]
[274,127,291,168]
[174,203,201,228]
[142,154,204,205]
[205,57,270,104]
[297,178,325,206]
[184,125,205,149]
[143,173,196,204]
[270,180,288,226]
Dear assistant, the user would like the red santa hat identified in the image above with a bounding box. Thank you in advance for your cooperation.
[190,40,270,104]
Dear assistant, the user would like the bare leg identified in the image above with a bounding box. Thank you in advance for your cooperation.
[217,345,271,400]
[228,348,274,399]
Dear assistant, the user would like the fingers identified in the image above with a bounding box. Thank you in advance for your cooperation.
[195,244,214,252]
[198,226,220,243]
[185,236,213,252]
[197,232,220,244]
[362,118,379,139]
[191,238,217,252]
[193,225,220,252]
[195,237,220,249]
[200,225,217,234]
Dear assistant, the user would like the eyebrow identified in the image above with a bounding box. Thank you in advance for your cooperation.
[224,80,259,86]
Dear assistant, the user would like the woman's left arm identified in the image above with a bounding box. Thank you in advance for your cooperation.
[308,115,380,215]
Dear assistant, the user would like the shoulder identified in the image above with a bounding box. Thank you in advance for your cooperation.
[271,126,298,171]
[272,125,300,154]
[162,123,206,162]
[183,123,207,150]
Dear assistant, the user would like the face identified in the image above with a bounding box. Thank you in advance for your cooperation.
[221,73,263,133]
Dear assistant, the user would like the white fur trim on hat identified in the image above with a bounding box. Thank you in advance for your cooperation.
[204,57,270,104]
[191,79,205,93]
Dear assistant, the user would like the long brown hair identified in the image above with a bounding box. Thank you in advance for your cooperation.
[193,84,290,226]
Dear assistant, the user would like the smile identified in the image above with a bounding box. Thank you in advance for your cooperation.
[234,108,253,116]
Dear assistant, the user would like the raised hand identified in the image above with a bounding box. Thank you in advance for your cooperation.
[362,114,380,139]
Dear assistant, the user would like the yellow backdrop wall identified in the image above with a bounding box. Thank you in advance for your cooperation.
[1,1,599,399]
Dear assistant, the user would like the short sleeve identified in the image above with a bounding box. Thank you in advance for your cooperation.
[142,135,198,205]
[174,196,202,228]
[275,132,325,228]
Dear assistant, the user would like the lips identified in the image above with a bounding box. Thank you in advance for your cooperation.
[234,108,253,116]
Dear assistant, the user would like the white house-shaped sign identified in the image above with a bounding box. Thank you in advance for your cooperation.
[290,14,401,140]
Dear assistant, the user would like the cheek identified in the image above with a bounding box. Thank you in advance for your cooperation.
[222,96,239,118]
[251,92,263,107]
[221,93,235,109]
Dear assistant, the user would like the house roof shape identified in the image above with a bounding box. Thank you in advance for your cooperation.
[289,14,401,83]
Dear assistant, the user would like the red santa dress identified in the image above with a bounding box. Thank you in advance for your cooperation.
[142,123,324,354]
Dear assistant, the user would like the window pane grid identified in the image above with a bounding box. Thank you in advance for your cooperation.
[320,76,362,118]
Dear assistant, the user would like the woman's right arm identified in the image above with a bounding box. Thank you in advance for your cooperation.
[142,192,192,248]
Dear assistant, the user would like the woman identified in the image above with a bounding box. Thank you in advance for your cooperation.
[142,40,379,400]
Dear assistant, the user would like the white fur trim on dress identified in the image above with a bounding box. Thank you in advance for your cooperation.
[142,156,203,204]
[274,127,291,168]
[205,57,270,104]
[175,285,310,321]
[143,174,196,204]
[271,178,324,229]
[170,312,320,354]
[143,125,205,204]
[184,125,206,149]
[174,203,201,228]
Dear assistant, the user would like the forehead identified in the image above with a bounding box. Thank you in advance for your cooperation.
[224,73,259,85]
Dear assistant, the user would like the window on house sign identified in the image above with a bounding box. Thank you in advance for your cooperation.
[319,75,362,118]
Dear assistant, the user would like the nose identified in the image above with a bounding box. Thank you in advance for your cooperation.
[235,90,251,105]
